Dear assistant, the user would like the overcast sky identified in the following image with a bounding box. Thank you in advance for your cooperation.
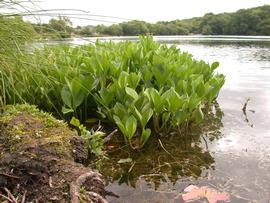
[25,0,270,26]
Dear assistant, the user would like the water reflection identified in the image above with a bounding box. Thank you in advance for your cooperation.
[95,103,224,200]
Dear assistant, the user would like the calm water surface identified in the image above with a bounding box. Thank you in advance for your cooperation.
[54,36,270,202]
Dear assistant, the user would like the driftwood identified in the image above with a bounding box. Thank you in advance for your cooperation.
[0,104,108,203]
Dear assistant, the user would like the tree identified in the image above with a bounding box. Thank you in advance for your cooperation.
[92,5,270,36]
[48,16,73,38]
[121,20,149,36]
[106,24,123,36]
[76,25,95,37]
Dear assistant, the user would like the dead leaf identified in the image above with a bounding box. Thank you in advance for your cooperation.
[182,185,230,203]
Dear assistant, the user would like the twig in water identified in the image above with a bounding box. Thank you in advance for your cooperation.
[242,97,250,116]
[242,98,254,127]
[158,139,171,155]
[21,190,27,203]
[128,162,136,173]
[0,173,21,179]
[0,193,13,202]
[4,187,17,203]
[201,135,209,150]
[70,172,107,203]
[104,129,118,143]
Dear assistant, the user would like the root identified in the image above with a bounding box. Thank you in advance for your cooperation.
[0,188,27,203]
[70,172,108,203]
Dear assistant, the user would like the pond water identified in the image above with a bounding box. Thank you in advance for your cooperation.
[50,36,270,202]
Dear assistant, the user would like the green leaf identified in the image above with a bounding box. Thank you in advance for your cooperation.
[118,71,128,89]
[140,128,151,146]
[196,81,206,97]
[125,115,137,140]
[162,112,171,126]
[71,77,82,98]
[73,91,84,108]
[113,115,127,137]
[162,88,184,112]
[133,107,142,124]
[80,75,99,94]
[61,86,72,108]
[113,103,127,120]
[128,72,141,89]
[192,106,204,123]
[211,61,219,70]
[96,87,115,107]
[148,88,163,114]
[174,110,187,125]
[141,108,153,129]
[70,78,85,108]
[125,87,139,101]
[188,93,201,111]
[62,106,74,114]
[70,117,80,127]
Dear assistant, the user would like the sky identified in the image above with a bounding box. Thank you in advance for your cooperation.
[21,0,270,26]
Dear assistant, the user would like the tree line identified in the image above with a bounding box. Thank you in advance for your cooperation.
[32,5,270,38]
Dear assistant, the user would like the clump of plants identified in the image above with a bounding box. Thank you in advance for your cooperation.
[1,36,225,148]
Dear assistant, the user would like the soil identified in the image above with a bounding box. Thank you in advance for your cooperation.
[0,104,107,203]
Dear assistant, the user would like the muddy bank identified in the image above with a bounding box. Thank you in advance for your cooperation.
[0,104,107,203]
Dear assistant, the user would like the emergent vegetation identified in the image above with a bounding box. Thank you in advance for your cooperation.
[1,36,225,148]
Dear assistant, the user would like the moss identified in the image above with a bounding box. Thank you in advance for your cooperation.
[0,104,105,202]
[0,104,75,157]
[1,104,66,128]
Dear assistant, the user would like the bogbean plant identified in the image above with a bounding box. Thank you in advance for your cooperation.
[1,36,225,149]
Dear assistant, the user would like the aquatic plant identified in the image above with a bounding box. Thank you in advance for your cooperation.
[70,117,105,156]
[1,36,225,148]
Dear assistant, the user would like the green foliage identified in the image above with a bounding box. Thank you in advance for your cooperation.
[1,36,225,148]
[87,5,270,36]
[75,25,96,37]
[33,16,73,39]
[0,15,36,61]
[0,14,37,105]
[70,117,105,156]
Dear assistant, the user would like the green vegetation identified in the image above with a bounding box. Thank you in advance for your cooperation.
[0,0,225,150]
[115,5,270,36]
[70,116,105,156]
[0,15,36,67]
[66,5,270,36]
[9,5,269,40]
[1,36,225,148]
[0,14,37,106]
[33,16,73,39]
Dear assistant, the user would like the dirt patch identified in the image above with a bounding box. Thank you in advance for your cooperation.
[0,104,107,202]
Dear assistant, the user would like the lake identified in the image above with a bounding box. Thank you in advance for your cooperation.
[51,36,270,202]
